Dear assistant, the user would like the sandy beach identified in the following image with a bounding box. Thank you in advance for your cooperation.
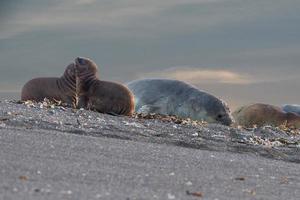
[0,100,299,199]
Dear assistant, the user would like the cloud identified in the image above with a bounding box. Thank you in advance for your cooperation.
[138,67,254,85]
[2,0,297,40]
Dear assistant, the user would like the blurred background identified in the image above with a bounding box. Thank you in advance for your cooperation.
[0,0,300,109]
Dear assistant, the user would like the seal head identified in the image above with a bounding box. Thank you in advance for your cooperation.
[75,57,98,79]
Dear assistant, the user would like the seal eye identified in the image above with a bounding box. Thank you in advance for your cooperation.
[217,114,223,119]
[77,57,86,65]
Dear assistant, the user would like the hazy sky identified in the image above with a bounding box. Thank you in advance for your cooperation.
[1,0,300,109]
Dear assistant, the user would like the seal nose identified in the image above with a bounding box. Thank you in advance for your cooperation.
[76,57,86,65]
[224,115,234,126]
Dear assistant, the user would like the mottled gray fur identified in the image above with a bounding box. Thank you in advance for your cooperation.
[282,104,300,116]
[126,79,233,126]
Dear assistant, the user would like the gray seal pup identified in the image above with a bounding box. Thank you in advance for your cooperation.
[75,57,134,116]
[21,62,77,107]
[126,79,233,126]
[282,104,300,116]
[233,103,300,128]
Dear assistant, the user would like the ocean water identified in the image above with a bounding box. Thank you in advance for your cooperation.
[0,91,20,101]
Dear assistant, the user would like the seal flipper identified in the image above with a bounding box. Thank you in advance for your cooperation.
[78,96,89,109]
[137,105,161,114]
[107,112,120,116]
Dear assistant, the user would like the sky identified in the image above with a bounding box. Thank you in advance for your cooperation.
[0,0,300,109]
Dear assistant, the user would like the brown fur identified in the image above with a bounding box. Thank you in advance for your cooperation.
[75,57,134,116]
[21,63,77,107]
[233,103,300,128]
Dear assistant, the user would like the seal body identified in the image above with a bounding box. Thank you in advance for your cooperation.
[126,79,233,126]
[21,63,77,107]
[233,103,300,128]
[282,104,300,116]
[75,57,134,116]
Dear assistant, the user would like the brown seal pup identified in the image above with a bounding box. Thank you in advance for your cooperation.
[75,57,134,116]
[21,62,77,107]
[233,103,300,128]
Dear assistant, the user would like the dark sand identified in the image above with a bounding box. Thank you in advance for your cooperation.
[0,100,299,199]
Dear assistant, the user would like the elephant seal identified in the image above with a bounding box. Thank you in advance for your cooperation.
[75,57,134,116]
[126,79,233,126]
[21,62,77,107]
[233,103,300,128]
[282,104,300,116]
